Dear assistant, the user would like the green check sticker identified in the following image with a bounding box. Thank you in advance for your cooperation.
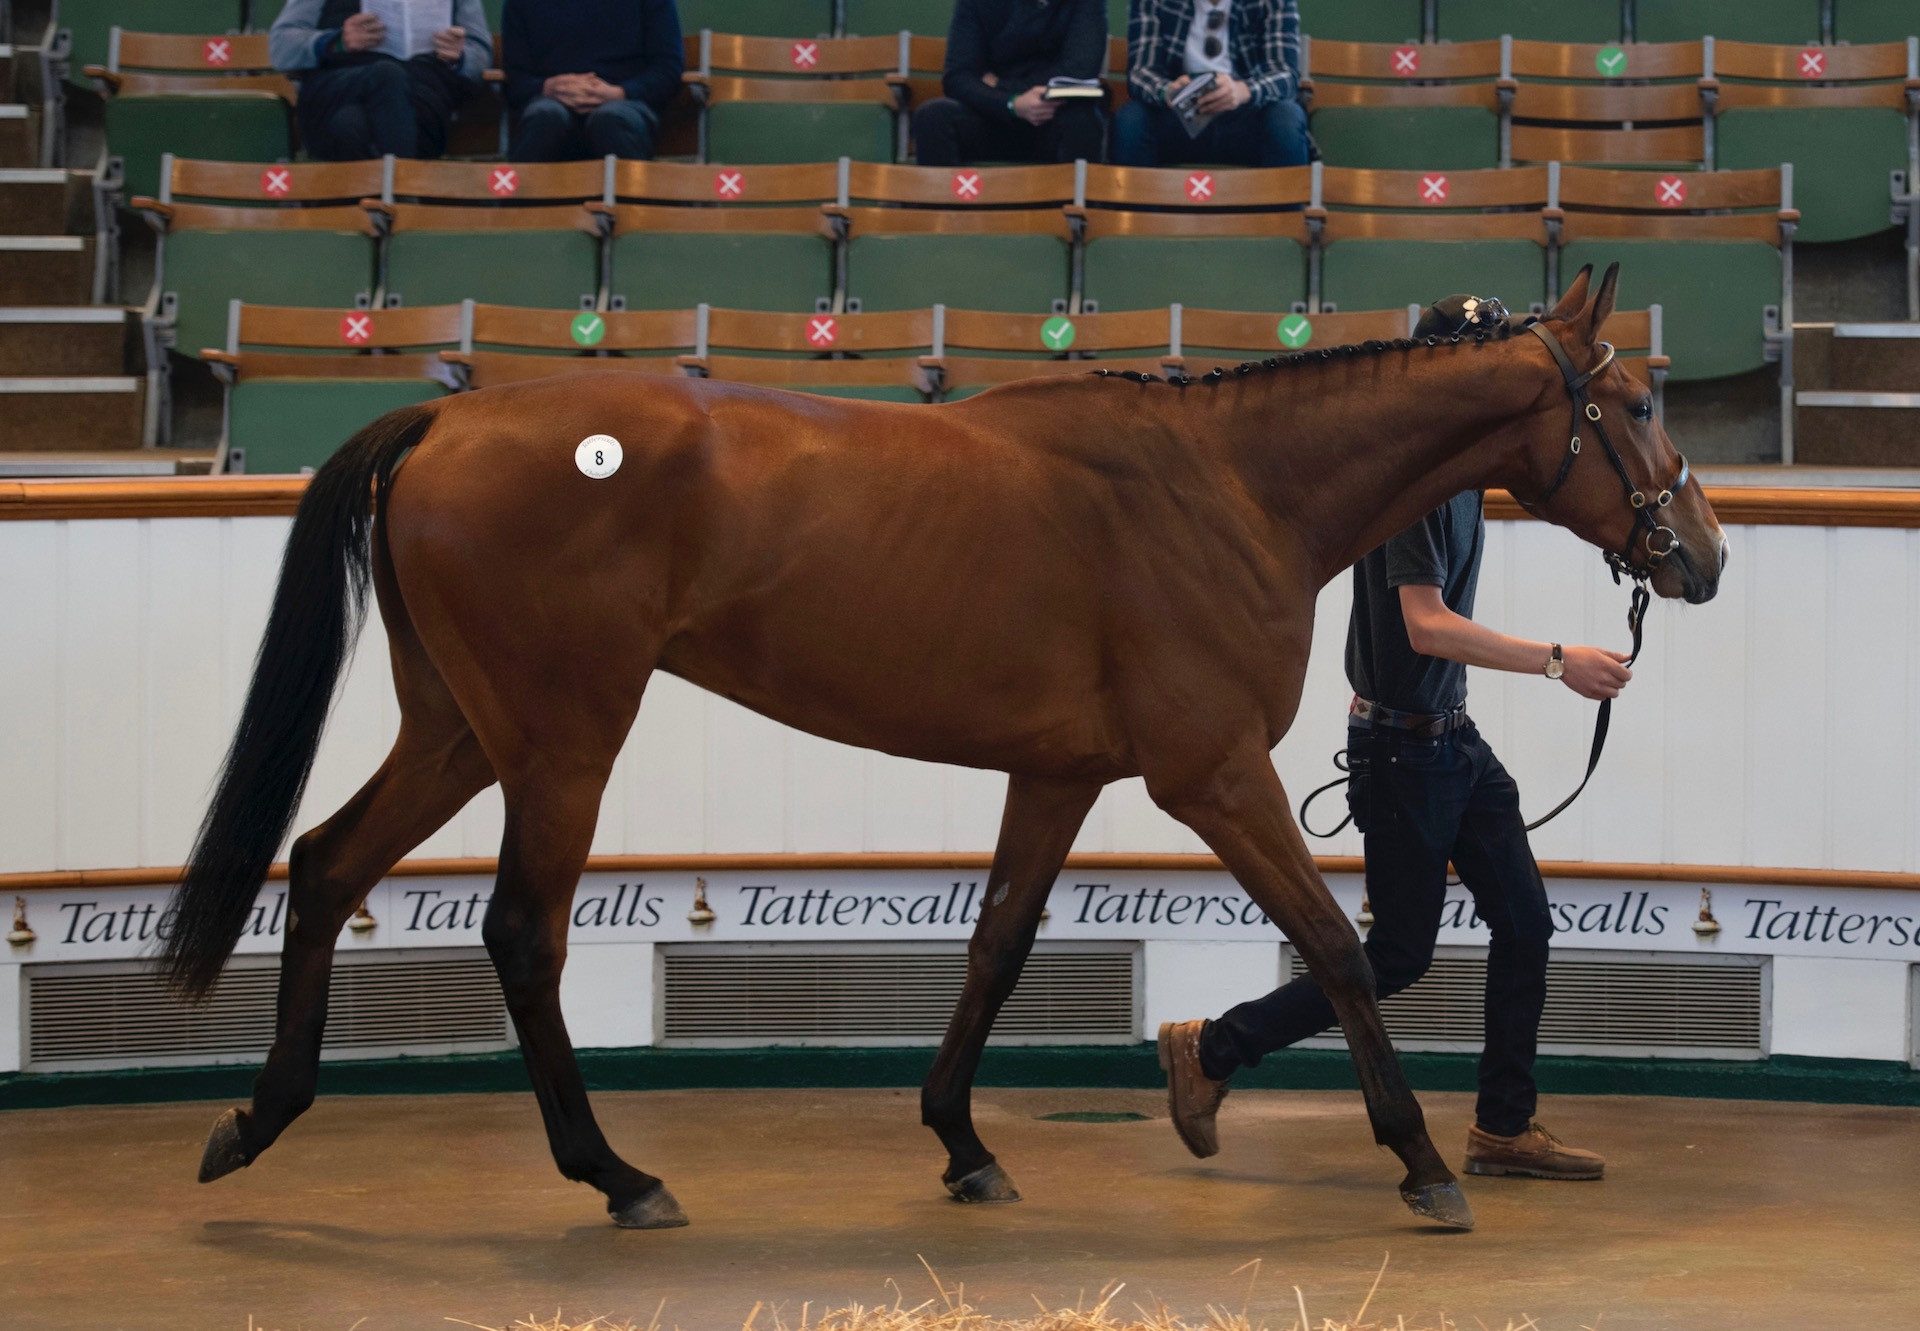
[1277,314,1313,349]
[570,311,606,347]
[1040,315,1076,350]
[1595,45,1627,76]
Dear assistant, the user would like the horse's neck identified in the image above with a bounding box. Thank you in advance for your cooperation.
[1221,342,1547,586]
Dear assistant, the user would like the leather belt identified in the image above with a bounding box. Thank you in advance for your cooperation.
[1349,695,1468,739]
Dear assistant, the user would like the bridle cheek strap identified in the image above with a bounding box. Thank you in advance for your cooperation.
[1526,322,1687,585]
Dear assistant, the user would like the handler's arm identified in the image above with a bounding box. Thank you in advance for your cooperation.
[1398,585,1632,700]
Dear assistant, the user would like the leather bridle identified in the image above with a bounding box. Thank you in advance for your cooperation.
[1525,321,1690,586]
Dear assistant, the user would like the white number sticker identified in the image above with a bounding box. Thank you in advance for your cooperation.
[575,434,623,479]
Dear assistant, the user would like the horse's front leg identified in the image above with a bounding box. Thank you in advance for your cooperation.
[923,774,1102,1202]
[1151,743,1473,1230]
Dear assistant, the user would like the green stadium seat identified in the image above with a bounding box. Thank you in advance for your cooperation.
[697,35,906,163]
[935,306,1171,397]
[1299,0,1427,43]
[1110,0,1132,42]
[1713,40,1913,244]
[1593,305,1671,414]
[1302,38,1502,169]
[132,156,382,376]
[1316,165,1551,313]
[696,307,936,401]
[605,160,840,311]
[842,162,1079,312]
[1833,1,1920,43]
[1077,164,1311,312]
[1506,40,1707,168]
[88,30,292,201]
[843,0,958,38]
[375,159,606,310]
[1434,0,1622,42]
[1174,305,1415,373]
[53,0,239,80]
[1634,0,1822,43]
[449,304,698,389]
[1555,165,1792,382]
[680,0,834,38]
[208,302,461,474]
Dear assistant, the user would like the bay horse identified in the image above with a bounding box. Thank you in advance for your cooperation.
[163,263,1723,1233]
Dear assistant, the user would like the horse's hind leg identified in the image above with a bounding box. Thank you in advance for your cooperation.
[482,762,685,1228]
[1152,746,1473,1231]
[199,711,494,1181]
[923,774,1101,1202]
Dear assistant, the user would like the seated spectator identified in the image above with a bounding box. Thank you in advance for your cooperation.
[913,0,1107,167]
[269,1,491,161]
[502,0,683,162]
[1114,0,1310,168]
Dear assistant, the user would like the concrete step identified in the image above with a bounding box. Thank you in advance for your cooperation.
[0,104,35,168]
[0,236,91,304]
[0,168,83,235]
[0,449,215,477]
[0,306,133,375]
[0,45,17,102]
[1824,323,1920,393]
[1794,395,1920,467]
[0,375,144,450]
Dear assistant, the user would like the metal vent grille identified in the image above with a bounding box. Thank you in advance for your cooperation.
[24,950,511,1072]
[660,943,1139,1046]
[1283,947,1767,1059]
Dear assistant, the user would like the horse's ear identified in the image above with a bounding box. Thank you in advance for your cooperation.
[1545,265,1593,323]
[1580,261,1621,343]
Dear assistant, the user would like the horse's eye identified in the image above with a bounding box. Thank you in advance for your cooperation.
[1630,398,1653,421]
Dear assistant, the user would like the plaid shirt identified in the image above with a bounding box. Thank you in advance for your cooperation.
[1127,0,1300,108]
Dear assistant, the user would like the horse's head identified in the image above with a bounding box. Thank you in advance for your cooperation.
[1509,264,1727,604]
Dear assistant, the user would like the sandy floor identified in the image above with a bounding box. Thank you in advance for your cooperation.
[2,1085,1916,1330]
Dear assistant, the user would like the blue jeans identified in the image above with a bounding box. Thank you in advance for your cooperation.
[1111,95,1309,168]
[1199,719,1555,1137]
[511,97,658,161]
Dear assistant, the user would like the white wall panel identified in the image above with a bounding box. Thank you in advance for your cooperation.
[6,514,1917,875]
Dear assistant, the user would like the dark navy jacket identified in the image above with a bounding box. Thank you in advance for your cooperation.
[501,0,684,114]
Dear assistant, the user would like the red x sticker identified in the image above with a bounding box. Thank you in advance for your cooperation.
[1797,48,1826,78]
[791,41,819,69]
[340,313,373,344]
[203,37,232,65]
[951,171,981,199]
[713,169,745,198]
[1420,173,1449,204]
[489,167,519,197]
[259,167,291,197]
[807,316,837,347]
[1656,175,1688,207]
[1391,46,1420,76]
[1186,172,1214,201]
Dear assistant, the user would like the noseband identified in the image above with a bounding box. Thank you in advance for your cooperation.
[1526,322,1690,586]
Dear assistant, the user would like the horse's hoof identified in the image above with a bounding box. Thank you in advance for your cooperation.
[1401,1180,1475,1230]
[197,1108,254,1183]
[610,1185,689,1229]
[945,1161,1021,1204]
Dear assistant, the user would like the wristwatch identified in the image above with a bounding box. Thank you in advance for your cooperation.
[1544,643,1565,680]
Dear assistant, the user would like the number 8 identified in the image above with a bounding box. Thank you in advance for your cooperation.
[595,450,605,466]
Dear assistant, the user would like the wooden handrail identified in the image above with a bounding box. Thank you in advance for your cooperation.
[4,476,1918,527]
[1,853,1914,894]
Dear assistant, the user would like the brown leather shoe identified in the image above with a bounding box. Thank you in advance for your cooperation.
[1157,1020,1230,1159]
[1465,1122,1605,1180]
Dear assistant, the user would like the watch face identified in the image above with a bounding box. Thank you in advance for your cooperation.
[1547,661,1564,679]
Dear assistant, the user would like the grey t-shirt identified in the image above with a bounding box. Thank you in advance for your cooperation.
[1344,490,1485,715]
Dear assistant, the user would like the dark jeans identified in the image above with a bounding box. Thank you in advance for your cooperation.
[912,96,1105,166]
[511,96,659,161]
[1111,95,1309,167]
[1199,719,1555,1137]
[297,56,466,160]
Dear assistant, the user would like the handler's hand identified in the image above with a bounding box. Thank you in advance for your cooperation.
[1561,645,1632,701]
[1196,75,1251,115]
[341,12,386,52]
[432,25,466,63]
[1012,86,1055,125]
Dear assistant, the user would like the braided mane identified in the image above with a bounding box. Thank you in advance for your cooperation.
[1094,315,1528,387]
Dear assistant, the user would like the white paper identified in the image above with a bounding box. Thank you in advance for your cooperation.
[363,0,447,60]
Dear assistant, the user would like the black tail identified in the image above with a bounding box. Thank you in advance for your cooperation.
[161,404,436,999]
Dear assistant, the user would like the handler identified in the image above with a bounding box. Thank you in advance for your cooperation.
[1158,295,1630,1182]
